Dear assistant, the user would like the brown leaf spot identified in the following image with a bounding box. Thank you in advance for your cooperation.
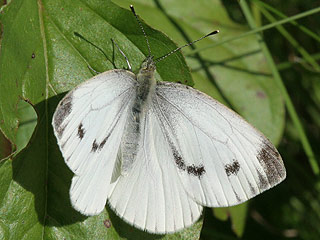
[103,219,111,228]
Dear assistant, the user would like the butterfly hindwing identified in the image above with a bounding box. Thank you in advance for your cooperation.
[153,82,286,207]
[107,107,203,233]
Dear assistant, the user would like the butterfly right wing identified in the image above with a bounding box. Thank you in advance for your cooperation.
[153,82,285,208]
[52,69,136,215]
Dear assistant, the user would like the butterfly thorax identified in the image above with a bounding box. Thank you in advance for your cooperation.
[136,56,156,104]
[120,56,156,175]
[133,56,156,117]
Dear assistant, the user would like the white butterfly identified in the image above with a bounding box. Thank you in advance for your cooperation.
[52,5,286,234]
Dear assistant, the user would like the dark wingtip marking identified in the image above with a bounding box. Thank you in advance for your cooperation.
[257,170,269,190]
[53,94,73,137]
[225,160,240,176]
[77,123,85,139]
[257,140,286,187]
[56,124,66,139]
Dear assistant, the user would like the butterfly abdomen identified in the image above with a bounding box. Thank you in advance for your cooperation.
[120,108,141,174]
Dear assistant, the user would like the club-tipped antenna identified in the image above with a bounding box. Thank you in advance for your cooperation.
[154,30,219,64]
[130,5,152,57]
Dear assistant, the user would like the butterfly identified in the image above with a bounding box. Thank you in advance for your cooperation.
[52,5,286,234]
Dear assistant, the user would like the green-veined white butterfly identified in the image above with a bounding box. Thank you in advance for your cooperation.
[52,5,285,234]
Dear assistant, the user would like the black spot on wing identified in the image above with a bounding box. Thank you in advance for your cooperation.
[91,140,98,152]
[257,140,286,186]
[187,164,206,178]
[170,143,206,179]
[91,135,110,152]
[225,160,240,176]
[54,94,73,138]
[77,123,85,139]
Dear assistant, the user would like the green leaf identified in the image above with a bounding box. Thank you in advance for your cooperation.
[0,0,199,239]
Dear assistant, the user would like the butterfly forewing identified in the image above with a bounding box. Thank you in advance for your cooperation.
[153,82,286,207]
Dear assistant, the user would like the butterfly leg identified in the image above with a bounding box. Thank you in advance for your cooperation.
[111,38,132,71]
[87,65,101,75]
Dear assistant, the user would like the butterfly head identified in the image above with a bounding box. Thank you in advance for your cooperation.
[139,56,156,74]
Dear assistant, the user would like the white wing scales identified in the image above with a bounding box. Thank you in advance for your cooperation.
[154,82,286,207]
[108,108,203,233]
[52,69,136,215]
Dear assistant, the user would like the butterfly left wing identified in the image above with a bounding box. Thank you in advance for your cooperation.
[153,82,286,208]
[52,69,136,215]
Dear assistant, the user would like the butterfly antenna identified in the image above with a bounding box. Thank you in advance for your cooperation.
[130,5,152,57]
[154,30,219,64]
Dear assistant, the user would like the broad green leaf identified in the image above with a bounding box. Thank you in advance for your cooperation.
[0,0,200,239]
